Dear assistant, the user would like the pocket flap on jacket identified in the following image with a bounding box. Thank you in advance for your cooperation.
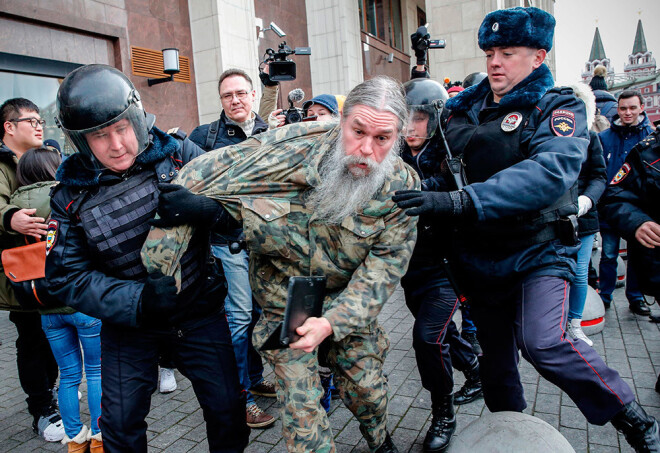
[241,198,290,222]
[341,214,385,238]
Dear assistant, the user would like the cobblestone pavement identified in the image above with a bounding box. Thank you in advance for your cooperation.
[1,285,659,452]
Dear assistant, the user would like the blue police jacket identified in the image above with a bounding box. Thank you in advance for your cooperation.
[443,64,589,295]
[46,127,214,327]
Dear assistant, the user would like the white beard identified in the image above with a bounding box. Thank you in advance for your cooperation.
[308,133,399,224]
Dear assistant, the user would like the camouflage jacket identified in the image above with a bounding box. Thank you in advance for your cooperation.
[142,121,420,341]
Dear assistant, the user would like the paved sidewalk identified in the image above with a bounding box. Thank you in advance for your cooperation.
[1,285,659,452]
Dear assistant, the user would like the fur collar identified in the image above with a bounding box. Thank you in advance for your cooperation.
[446,64,555,112]
[56,126,179,188]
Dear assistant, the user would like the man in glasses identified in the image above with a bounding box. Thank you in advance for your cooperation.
[0,97,64,443]
[188,69,275,429]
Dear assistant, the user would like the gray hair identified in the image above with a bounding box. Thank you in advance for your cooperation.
[342,76,408,132]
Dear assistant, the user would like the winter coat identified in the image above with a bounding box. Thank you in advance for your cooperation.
[9,181,74,315]
[577,131,607,236]
[0,144,27,311]
[601,130,660,297]
[598,112,653,229]
[46,127,220,328]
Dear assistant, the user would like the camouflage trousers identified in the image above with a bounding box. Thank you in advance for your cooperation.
[254,313,391,453]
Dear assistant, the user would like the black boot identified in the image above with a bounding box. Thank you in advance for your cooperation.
[423,395,456,452]
[630,299,652,316]
[611,401,660,452]
[454,361,483,405]
[375,432,399,453]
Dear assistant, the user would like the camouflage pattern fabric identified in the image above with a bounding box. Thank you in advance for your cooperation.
[141,120,420,451]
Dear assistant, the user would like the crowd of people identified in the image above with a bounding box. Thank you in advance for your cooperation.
[0,5,659,453]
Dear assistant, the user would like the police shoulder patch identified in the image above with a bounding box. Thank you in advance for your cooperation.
[551,109,575,137]
[610,163,631,185]
[46,220,58,255]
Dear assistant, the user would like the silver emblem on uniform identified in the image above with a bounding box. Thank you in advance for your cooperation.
[492,22,499,32]
[501,112,523,132]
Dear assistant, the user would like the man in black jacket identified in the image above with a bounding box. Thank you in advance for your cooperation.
[45,64,248,452]
[189,68,275,429]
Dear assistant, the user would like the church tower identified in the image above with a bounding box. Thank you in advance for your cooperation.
[581,27,614,82]
[623,19,656,76]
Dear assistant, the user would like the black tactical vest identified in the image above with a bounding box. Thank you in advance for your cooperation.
[446,103,577,250]
[76,168,202,290]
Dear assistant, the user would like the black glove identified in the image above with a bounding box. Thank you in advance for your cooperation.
[259,71,279,87]
[411,26,430,66]
[151,183,226,228]
[139,271,178,323]
[393,189,475,218]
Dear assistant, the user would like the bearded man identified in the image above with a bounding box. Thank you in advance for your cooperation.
[141,76,419,453]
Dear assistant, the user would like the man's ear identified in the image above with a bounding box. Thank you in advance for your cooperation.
[3,121,14,138]
[532,48,547,69]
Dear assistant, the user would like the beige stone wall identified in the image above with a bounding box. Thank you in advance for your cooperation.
[188,0,261,125]
[305,0,363,97]
[426,0,556,84]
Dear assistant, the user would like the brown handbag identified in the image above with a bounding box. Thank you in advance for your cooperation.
[2,241,61,309]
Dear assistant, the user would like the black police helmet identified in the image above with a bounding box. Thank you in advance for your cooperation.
[56,64,150,162]
[462,72,487,89]
[402,79,447,141]
[403,78,448,107]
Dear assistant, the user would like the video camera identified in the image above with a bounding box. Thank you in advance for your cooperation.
[260,41,311,82]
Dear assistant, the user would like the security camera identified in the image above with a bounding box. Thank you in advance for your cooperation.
[270,22,286,38]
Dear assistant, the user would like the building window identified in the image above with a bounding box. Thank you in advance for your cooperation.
[358,0,404,51]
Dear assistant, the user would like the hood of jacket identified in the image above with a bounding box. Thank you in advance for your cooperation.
[0,143,17,167]
[609,112,651,135]
[446,64,555,112]
[56,126,179,188]
[10,181,58,220]
[592,89,616,103]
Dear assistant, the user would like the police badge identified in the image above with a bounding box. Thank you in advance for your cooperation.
[551,109,575,137]
[501,112,523,132]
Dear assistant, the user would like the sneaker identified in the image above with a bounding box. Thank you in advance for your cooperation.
[33,403,65,442]
[159,367,177,394]
[566,318,593,347]
[461,330,482,355]
[250,380,277,398]
[246,403,275,428]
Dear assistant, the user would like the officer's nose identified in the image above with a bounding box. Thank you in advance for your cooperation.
[108,132,122,151]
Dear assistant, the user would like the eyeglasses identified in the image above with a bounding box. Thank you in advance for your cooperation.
[10,117,46,129]
[220,91,249,102]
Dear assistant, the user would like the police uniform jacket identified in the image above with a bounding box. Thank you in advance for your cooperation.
[141,121,420,341]
[46,127,218,328]
[601,130,660,297]
[443,64,589,296]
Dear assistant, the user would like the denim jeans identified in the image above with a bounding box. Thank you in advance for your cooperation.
[41,312,102,437]
[568,234,595,320]
[211,245,264,405]
[599,229,642,302]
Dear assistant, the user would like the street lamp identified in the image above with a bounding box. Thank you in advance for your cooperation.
[148,48,180,86]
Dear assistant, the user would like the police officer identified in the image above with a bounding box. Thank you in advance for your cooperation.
[393,7,659,451]
[400,78,481,452]
[45,65,249,452]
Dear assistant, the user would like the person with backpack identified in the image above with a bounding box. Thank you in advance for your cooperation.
[188,68,276,429]
[12,146,103,452]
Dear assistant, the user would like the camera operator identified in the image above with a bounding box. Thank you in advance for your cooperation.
[188,68,277,430]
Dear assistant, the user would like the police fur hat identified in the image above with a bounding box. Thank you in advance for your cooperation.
[478,7,555,51]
